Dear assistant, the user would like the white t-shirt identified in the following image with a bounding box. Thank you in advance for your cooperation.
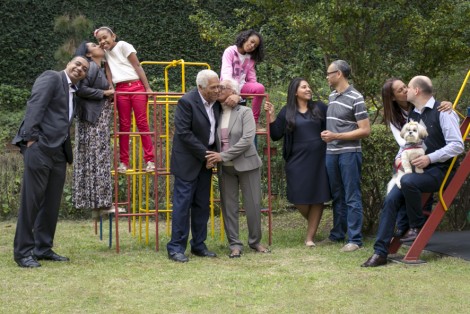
[104,41,139,84]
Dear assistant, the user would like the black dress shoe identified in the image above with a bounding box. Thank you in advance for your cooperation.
[361,254,387,267]
[393,229,407,238]
[168,252,189,263]
[190,249,217,257]
[15,256,41,268]
[35,251,69,262]
[400,228,421,242]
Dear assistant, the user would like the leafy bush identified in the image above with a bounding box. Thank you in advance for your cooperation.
[0,85,29,150]
[361,124,398,234]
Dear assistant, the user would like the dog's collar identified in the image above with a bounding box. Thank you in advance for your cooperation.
[403,141,423,150]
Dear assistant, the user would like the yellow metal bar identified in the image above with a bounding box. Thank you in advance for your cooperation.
[438,70,469,211]
[209,173,215,237]
[145,172,150,244]
[452,70,470,110]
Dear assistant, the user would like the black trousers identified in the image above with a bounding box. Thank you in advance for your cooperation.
[13,142,67,259]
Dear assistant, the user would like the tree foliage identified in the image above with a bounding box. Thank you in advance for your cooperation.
[189,0,470,103]
[53,14,94,68]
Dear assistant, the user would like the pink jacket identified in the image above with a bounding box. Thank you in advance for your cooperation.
[220,45,257,87]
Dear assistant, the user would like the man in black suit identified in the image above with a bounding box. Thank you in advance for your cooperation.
[167,69,221,262]
[12,56,89,268]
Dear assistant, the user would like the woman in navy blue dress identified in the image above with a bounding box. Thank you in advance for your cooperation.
[265,78,330,247]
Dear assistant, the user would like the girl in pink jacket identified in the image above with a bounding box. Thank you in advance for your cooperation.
[221,30,266,131]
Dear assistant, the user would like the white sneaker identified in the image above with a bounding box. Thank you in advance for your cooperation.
[340,243,361,252]
[117,163,127,173]
[145,161,155,172]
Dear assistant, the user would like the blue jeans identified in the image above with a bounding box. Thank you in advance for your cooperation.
[325,152,363,246]
[373,165,446,257]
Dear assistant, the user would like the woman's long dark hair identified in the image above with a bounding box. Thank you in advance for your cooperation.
[74,41,90,60]
[285,77,324,133]
[235,29,265,63]
[382,77,409,130]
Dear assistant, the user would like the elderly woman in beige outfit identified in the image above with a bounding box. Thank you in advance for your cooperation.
[206,79,269,258]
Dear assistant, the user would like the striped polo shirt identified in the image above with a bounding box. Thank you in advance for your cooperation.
[326,85,368,154]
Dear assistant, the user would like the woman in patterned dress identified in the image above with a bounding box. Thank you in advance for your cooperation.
[73,41,114,220]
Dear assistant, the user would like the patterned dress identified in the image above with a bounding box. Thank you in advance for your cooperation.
[72,100,112,209]
[72,60,113,210]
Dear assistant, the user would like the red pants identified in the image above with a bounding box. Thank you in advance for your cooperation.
[241,82,265,123]
[115,80,154,165]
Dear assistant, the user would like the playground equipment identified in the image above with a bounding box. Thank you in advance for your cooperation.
[388,69,470,263]
[98,60,273,252]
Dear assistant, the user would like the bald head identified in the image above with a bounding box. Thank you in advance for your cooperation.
[409,75,433,95]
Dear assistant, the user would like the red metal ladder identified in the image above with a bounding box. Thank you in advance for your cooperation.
[389,71,470,263]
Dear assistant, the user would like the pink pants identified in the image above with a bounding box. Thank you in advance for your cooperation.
[241,82,265,123]
[115,80,154,165]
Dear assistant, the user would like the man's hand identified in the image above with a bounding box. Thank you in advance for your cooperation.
[26,140,35,147]
[205,151,223,166]
[320,130,337,143]
[411,155,431,169]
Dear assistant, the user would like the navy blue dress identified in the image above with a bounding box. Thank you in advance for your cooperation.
[270,102,331,204]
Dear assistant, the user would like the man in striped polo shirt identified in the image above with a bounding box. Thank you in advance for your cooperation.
[320,60,371,252]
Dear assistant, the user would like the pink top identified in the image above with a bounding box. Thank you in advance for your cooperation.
[221,128,230,152]
[220,45,257,88]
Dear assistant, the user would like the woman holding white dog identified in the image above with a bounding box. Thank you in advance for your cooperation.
[381,78,452,236]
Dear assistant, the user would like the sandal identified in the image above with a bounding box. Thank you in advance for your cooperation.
[251,245,271,253]
[229,249,241,258]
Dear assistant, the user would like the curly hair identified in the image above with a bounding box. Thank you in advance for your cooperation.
[235,29,265,63]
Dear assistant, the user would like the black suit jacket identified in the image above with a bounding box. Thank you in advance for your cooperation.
[75,61,110,124]
[170,88,221,181]
[12,70,75,163]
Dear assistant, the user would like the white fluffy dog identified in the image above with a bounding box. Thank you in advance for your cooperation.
[387,120,428,193]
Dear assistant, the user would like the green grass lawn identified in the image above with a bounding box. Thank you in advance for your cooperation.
[1,210,469,313]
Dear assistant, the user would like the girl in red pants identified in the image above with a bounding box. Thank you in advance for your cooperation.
[95,26,155,173]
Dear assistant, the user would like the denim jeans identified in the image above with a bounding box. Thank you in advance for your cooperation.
[373,165,446,257]
[325,152,363,246]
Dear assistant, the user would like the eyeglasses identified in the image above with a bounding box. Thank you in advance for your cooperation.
[326,70,339,76]
[219,85,234,91]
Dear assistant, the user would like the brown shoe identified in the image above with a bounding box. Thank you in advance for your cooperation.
[400,228,421,243]
[361,254,387,267]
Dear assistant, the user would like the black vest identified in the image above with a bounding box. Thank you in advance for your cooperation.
[408,101,450,169]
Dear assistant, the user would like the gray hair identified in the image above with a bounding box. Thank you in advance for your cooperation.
[221,78,240,94]
[331,60,351,79]
[196,69,219,88]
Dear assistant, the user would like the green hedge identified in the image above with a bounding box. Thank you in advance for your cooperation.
[0,85,30,147]
[0,0,238,89]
